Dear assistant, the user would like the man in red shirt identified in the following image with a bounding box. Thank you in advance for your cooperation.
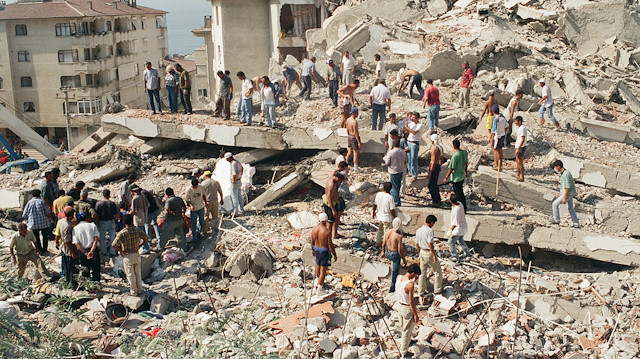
[458,61,474,108]
[422,79,440,130]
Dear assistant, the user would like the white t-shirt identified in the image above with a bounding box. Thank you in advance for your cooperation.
[374,192,396,223]
[450,203,467,236]
[262,86,276,106]
[384,122,399,147]
[369,84,391,105]
[241,78,253,100]
[415,225,435,249]
[342,55,356,70]
[72,222,99,249]
[143,68,160,90]
[376,60,386,79]
[505,97,517,120]
[542,85,554,107]
[335,155,346,167]
[406,121,423,142]
[492,114,507,137]
[515,124,528,148]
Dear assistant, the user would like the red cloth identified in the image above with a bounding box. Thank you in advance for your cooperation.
[424,86,440,106]
[460,68,474,88]
[142,328,162,338]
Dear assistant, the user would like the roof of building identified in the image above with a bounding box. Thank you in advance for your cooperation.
[163,57,196,73]
[0,0,167,20]
[191,25,210,36]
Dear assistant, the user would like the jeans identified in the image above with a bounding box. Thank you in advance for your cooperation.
[390,172,403,206]
[264,104,276,127]
[300,75,312,99]
[328,80,338,106]
[190,208,205,242]
[167,86,178,113]
[32,227,48,253]
[136,226,151,252]
[448,235,471,258]
[371,103,386,130]
[385,249,401,292]
[452,181,467,213]
[409,74,423,98]
[147,88,162,113]
[407,141,420,178]
[180,87,192,113]
[240,98,252,124]
[158,219,186,250]
[428,164,441,204]
[427,104,440,129]
[145,209,160,240]
[231,185,244,214]
[552,195,579,226]
[98,220,117,255]
[538,104,558,124]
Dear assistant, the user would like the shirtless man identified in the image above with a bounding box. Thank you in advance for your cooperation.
[337,80,360,127]
[480,92,499,139]
[505,90,523,147]
[397,69,423,98]
[311,213,337,295]
[381,217,406,292]
[323,171,346,239]
[345,108,361,171]
[427,134,443,206]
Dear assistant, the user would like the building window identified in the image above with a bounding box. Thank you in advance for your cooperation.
[84,48,91,61]
[106,21,112,32]
[15,24,27,36]
[198,89,208,97]
[81,22,89,35]
[58,50,79,63]
[86,74,93,86]
[215,7,220,26]
[20,77,32,87]
[18,51,30,62]
[55,23,75,36]
[63,102,77,114]
[77,98,102,115]
[108,45,113,56]
[141,20,145,30]
[23,102,35,112]
[60,75,81,87]
[0,77,3,89]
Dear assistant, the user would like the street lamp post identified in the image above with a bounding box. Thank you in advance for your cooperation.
[59,86,73,151]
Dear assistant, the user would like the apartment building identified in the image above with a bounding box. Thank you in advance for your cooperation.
[0,0,168,145]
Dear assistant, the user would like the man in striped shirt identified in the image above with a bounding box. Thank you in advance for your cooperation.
[22,189,52,253]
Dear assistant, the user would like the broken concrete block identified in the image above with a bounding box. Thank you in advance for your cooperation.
[0,189,21,209]
[533,300,560,322]
[478,333,495,347]
[71,127,116,154]
[516,5,556,21]
[422,50,478,81]
[577,118,640,148]
[562,70,595,109]
[361,262,390,283]
[122,294,145,310]
[287,211,319,230]
[319,337,337,353]
[150,294,171,314]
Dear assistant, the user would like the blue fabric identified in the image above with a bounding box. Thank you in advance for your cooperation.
[145,208,161,241]
[448,235,471,258]
[240,98,252,124]
[552,195,579,226]
[390,172,403,206]
[23,198,51,230]
[231,187,244,214]
[538,104,558,124]
[372,103,386,130]
[427,104,440,129]
[190,208,205,242]
[313,246,331,266]
[299,75,312,99]
[264,104,276,128]
[167,86,178,113]
[329,80,338,106]
[407,141,420,178]
[385,249,401,292]
[137,226,151,251]
[147,88,161,113]
[98,220,117,255]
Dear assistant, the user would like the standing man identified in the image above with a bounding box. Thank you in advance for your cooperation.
[341,51,357,86]
[396,264,421,357]
[10,223,49,280]
[422,79,440,130]
[141,189,161,242]
[59,207,78,288]
[427,134,443,207]
[143,61,162,115]
[383,139,407,206]
[165,65,179,113]
[337,80,360,128]
[299,57,318,100]
[326,59,340,107]
[129,185,150,253]
[282,63,302,98]
[52,190,72,222]
[214,70,233,120]
[447,193,472,261]
[551,160,580,228]
[311,213,337,296]
[374,54,386,87]
[95,189,118,256]
[66,181,84,202]
[226,153,244,216]
[201,170,224,232]
[489,105,507,171]
[119,173,136,210]
[74,190,97,223]
[175,63,192,115]
[404,112,424,180]
[323,171,346,239]
[261,76,279,128]
[479,92,498,137]
[444,139,468,212]
[112,214,149,296]
[398,69,423,98]
[384,113,399,149]
[369,79,392,131]
[237,71,254,125]
[415,215,442,300]
[345,108,361,171]
[72,212,100,283]
[372,182,397,245]
[185,177,207,242]
[22,189,51,254]
[158,188,187,251]
[537,78,560,129]
[505,90,523,146]
[381,217,406,293]
[514,116,527,182]
[458,61,474,108]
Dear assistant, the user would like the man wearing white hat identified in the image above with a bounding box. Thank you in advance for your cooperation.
[164,65,179,113]
[225,153,244,215]
[311,212,336,295]
[537,78,560,129]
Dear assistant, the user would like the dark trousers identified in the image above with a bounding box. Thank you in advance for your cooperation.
[328,80,338,106]
[214,96,231,119]
[300,75,312,99]
[409,74,423,98]
[390,172,403,206]
[372,103,386,130]
[147,88,162,113]
[428,164,441,204]
[180,87,192,113]
[62,254,78,289]
[78,250,100,282]
[452,180,467,213]
[33,228,48,253]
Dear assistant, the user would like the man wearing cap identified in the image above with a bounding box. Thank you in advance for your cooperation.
[112,214,149,296]
[423,79,440,130]
[73,212,100,282]
[480,92,499,138]
[326,59,341,107]
[282,64,302,98]
[381,217,406,293]
[226,153,245,215]
[311,213,337,296]
[201,171,224,232]
[369,79,392,131]
[458,61,474,108]
[129,185,151,253]
[185,177,208,242]
[143,61,162,115]
[299,57,318,100]
[428,134,443,206]
[345,107,361,171]
[537,78,560,129]
[489,105,507,171]
[10,223,50,280]
[165,65,179,113]
[337,80,360,128]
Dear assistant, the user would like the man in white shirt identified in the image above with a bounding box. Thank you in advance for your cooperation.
[299,57,318,100]
[403,112,423,179]
[369,80,392,130]
[415,214,442,299]
[489,105,507,171]
[447,193,472,261]
[340,51,357,86]
[237,71,254,125]
[374,54,386,87]
[537,78,560,129]
[261,76,279,128]
[226,152,244,215]
[143,61,162,115]
[372,182,396,244]
[514,116,528,182]
[73,212,100,282]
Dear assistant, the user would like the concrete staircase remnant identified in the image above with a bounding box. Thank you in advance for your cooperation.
[0,104,62,160]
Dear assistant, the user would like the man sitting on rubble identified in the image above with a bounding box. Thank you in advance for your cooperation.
[396,263,421,358]
[323,171,346,239]
[311,213,337,296]
[381,217,407,293]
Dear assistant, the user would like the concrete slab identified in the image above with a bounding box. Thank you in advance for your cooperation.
[0,189,21,209]
[562,70,595,109]
[575,118,640,148]
[0,104,62,160]
[139,138,186,155]
[76,164,136,184]
[71,128,116,154]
